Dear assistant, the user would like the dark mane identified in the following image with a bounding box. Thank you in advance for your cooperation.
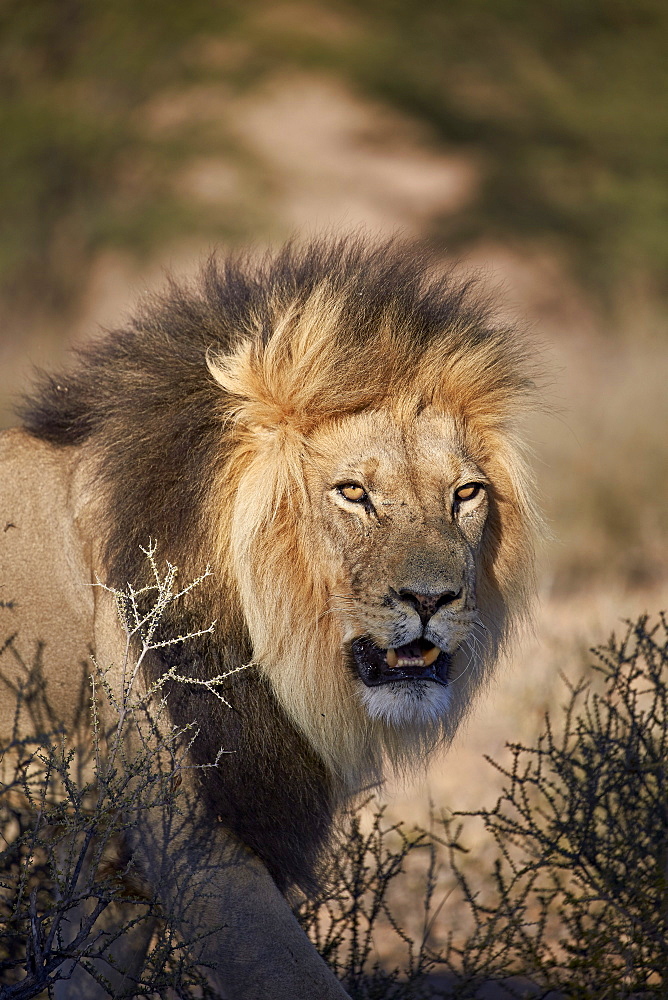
[19,236,511,584]
[17,235,519,892]
[20,236,498,446]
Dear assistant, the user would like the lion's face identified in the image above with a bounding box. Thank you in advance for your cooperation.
[305,408,490,728]
[212,254,538,782]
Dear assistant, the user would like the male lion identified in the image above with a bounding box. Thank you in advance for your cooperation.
[0,237,539,997]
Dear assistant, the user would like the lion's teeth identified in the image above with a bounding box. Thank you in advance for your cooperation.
[386,647,440,669]
[422,646,440,667]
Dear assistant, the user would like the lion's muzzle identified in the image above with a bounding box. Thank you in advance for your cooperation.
[351,637,450,687]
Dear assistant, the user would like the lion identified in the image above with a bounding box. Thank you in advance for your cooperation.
[0,236,539,998]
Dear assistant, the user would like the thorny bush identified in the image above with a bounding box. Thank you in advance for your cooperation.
[0,544,234,998]
[443,613,668,998]
[2,570,667,998]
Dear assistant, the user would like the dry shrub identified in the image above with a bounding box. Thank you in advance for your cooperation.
[300,614,668,999]
[3,582,667,998]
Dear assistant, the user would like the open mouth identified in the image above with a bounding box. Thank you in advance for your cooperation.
[351,637,450,687]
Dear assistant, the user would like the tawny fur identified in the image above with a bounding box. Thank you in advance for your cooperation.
[10,235,541,897]
[204,246,540,786]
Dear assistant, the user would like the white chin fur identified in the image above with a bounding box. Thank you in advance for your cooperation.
[361,680,451,727]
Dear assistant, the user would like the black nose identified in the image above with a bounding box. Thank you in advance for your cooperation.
[398,588,462,625]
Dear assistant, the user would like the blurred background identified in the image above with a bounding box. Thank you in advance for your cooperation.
[0,0,666,828]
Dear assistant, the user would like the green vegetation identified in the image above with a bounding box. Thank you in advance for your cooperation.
[339,0,668,307]
[1,0,667,323]
[0,0,252,319]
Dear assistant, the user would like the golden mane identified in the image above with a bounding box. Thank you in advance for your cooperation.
[15,233,544,902]
[205,250,540,787]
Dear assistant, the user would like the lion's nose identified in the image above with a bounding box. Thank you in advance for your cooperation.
[398,588,462,625]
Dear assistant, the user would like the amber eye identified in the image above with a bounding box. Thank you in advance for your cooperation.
[338,484,367,503]
[455,482,483,503]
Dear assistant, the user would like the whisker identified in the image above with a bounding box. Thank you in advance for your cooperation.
[450,634,486,687]
[317,608,341,622]
[475,608,500,630]
[468,623,488,645]
[317,593,359,624]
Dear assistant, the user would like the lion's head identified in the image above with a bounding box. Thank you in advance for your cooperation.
[205,238,540,788]
[22,236,540,798]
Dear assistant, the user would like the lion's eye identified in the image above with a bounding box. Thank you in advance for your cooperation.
[338,484,367,503]
[455,482,483,503]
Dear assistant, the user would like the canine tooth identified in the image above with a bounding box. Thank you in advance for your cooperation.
[422,646,440,667]
[386,648,398,668]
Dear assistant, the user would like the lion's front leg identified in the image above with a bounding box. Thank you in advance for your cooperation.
[51,896,156,999]
[129,802,350,1000]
